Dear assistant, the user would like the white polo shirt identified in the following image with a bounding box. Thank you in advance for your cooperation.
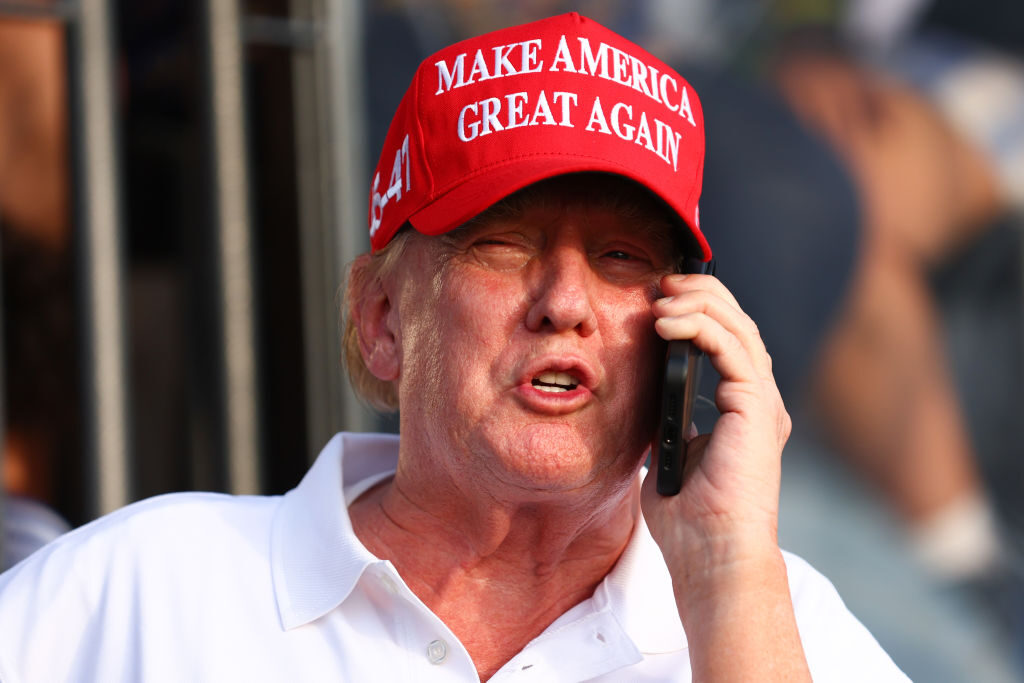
[0,432,908,682]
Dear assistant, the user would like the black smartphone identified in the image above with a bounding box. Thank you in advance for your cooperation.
[655,259,714,496]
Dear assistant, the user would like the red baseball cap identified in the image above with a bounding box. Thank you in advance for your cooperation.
[368,12,710,260]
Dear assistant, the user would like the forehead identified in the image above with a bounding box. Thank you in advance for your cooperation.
[458,173,689,249]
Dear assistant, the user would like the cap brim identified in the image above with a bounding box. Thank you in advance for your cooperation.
[408,157,711,261]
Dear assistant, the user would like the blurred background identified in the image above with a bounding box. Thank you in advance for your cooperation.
[1,0,1023,679]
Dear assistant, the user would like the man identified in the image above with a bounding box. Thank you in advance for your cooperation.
[0,13,906,681]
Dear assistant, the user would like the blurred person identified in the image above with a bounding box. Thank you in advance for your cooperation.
[769,1,1024,592]
[0,17,75,569]
[774,47,1006,578]
[764,6,1024,674]
[0,14,908,680]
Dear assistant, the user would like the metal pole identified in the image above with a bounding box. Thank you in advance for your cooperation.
[288,0,337,453]
[286,0,374,457]
[205,0,263,494]
[74,0,131,516]
[320,0,374,438]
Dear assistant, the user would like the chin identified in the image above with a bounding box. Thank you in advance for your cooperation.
[484,422,636,495]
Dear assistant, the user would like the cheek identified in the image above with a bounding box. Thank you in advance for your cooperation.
[598,291,665,411]
[400,269,524,394]
[448,275,520,338]
[601,289,662,361]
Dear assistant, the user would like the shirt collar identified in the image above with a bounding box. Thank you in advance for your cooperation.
[270,432,400,630]
[595,482,689,654]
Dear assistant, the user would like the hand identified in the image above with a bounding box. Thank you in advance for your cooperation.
[641,272,791,565]
[640,272,809,681]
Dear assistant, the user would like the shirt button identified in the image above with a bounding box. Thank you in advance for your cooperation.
[426,639,448,665]
[379,573,399,594]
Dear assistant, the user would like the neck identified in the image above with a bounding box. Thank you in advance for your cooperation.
[348,449,641,680]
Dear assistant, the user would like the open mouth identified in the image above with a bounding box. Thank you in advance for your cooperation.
[531,371,580,393]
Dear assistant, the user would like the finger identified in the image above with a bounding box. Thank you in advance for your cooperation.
[660,273,743,313]
[654,286,756,344]
[654,288,772,378]
[654,311,765,384]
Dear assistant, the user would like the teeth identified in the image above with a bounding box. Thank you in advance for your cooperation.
[532,371,580,391]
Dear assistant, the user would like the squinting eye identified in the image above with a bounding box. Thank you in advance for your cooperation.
[472,238,518,250]
[595,247,671,283]
[466,236,532,270]
[604,250,634,261]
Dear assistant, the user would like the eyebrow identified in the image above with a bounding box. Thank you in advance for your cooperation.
[454,194,681,247]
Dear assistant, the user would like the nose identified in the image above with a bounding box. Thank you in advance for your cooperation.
[525,244,598,336]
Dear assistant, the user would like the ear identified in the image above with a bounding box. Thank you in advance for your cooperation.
[349,255,400,382]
